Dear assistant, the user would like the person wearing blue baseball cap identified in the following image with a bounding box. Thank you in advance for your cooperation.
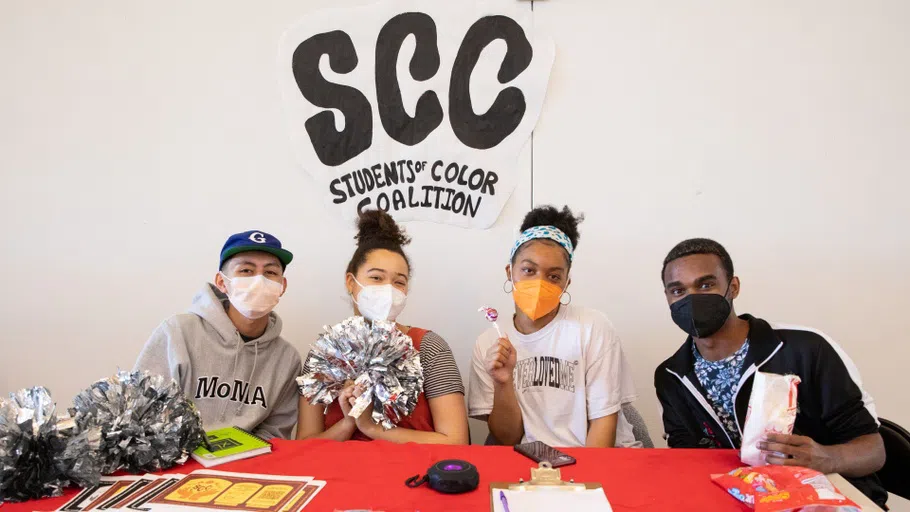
[134,230,302,439]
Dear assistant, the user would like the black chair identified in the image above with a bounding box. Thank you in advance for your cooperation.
[877,417,910,500]
[483,431,500,446]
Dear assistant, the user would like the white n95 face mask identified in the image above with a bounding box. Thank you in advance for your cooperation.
[221,273,283,319]
[352,277,408,323]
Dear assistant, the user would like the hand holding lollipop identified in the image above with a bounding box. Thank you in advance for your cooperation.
[478,307,516,384]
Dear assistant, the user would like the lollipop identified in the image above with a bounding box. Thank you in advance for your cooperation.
[478,307,505,339]
[479,306,498,322]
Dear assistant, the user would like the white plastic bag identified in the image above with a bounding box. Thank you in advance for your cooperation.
[740,371,801,466]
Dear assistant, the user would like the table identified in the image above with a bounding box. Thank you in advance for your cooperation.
[828,474,884,512]
[2,439,878,512]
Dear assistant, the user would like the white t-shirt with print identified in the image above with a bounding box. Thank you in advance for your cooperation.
[467,305,639,448]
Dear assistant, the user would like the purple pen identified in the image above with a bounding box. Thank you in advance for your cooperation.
[499,490,512,512]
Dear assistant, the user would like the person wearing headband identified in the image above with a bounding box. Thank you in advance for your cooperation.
[296,209,469,445]
[467,205,639,448]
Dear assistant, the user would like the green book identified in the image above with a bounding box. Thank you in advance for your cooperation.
[191,426,272,468]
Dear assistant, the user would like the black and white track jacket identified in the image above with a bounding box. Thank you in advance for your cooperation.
[654,314,887,506]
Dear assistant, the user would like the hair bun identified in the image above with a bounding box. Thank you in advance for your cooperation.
[354,209,411,247]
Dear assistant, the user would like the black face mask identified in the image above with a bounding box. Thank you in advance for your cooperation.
[670,290,732,339]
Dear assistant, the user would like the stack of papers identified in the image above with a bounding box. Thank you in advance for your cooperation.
[58,471,325,512]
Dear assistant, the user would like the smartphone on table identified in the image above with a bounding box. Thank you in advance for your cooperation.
[513,441,577,468]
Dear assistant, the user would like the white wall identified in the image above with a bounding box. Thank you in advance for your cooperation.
[532,0,910,442]
[1,0,908,464]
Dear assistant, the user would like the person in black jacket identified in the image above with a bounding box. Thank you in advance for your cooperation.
[654,238,887,507]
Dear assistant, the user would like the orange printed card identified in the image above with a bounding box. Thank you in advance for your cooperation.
[148,471,313,512]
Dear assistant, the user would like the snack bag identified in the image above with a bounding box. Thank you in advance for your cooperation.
[712,465,860,511]
[741,372,801,466]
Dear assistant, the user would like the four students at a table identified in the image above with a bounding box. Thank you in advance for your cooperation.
[133,204,887,507]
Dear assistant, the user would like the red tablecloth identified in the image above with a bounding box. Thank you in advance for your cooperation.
[3,439,750,512]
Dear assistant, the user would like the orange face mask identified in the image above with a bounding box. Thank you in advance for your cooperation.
[512,279,564,321]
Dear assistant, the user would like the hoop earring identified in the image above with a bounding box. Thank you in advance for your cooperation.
[503,280,514,293]
[560,291,572,305]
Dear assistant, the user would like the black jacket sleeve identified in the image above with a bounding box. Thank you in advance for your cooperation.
[654,367,699,448]
[811,339,879,444]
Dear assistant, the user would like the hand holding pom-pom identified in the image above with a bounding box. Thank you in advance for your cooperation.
[296,317,423,430]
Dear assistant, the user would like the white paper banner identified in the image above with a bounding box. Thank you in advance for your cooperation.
[279,0,554,229]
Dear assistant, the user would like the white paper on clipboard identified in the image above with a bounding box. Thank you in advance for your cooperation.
[492,488,613,512]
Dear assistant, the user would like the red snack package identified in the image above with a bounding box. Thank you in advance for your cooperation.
[711,465,861,511]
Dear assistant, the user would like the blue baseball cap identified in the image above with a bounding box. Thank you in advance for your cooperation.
[219,230,294,270]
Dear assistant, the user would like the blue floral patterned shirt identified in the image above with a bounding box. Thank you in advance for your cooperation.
[693,339,750,446]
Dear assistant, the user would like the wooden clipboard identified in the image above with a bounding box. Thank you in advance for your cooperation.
[489,462,603,512]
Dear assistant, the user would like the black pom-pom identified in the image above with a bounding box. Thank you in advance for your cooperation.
[69,371,205,474]
[0,387,101,502]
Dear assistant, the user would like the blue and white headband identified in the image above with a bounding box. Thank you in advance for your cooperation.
[509,225,575,263]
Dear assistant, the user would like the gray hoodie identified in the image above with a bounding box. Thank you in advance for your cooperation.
[134,283,302,439]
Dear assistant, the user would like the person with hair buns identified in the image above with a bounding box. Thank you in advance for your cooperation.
[296,209,469,444]
[467,205,639,448]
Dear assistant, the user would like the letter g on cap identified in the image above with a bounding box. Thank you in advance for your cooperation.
[249,232,267,243]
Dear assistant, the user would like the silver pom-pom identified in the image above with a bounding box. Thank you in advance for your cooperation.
[0,387,101,502]
[297,317,424,430]
[69,371,204,474]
